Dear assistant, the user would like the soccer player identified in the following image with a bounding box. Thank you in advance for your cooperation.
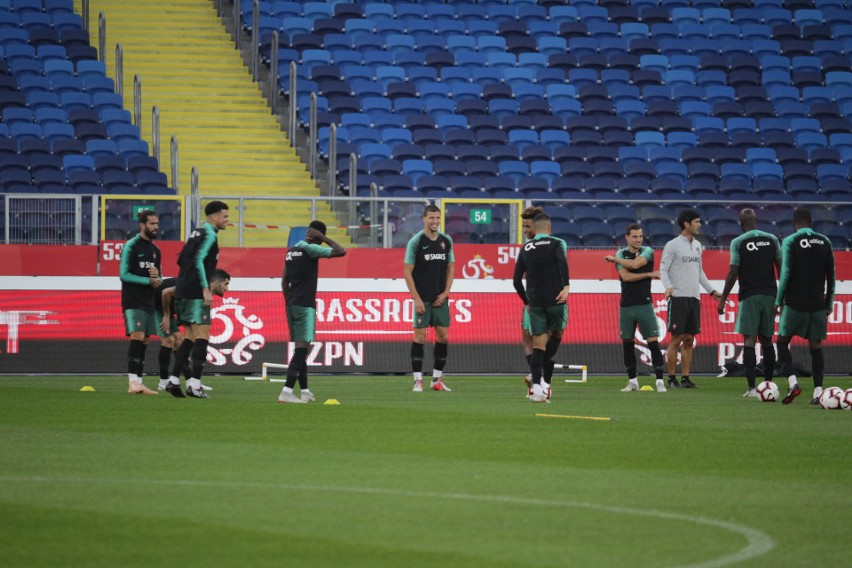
[278,220,346,404]
[174,200,230,398]
[659,210,722,389]
[774,208,836,405]
[513,213,570,403]
[156,277,190,397]
[164,269,230,396]
[404,204,455,393]
[716,209,782,398]
[605,224,667,393]
[119,209,161,395]
[520,205,544,397]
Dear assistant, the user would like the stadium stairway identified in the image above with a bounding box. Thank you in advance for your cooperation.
[76,0,350,247]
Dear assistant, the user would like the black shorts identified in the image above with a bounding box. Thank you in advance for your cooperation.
[667,297,701,336]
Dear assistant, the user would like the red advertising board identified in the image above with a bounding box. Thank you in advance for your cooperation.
[2,285,851,374]
[1,243,850,374]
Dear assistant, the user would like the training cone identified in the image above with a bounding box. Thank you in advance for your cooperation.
[639,385,654,391]
[80,386,96,392]
[324,399,340,405]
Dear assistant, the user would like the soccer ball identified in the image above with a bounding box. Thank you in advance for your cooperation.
[840,389,852,411]
[818,387,844,410]
[756,381,779,402]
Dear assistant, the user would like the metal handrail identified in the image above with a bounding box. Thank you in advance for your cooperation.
[348,152,357,231]
[133,75,142,129]
[191,167,200,230]
[288,61,297,143]
[115,43,123,98]
[327,122,336,194]
[309,92,318,179]
[152,106,160,165]
[82,0,89,32]
[97,12,105,63]
[269,31,279,115]
[170,136,179,192]
[233,0,240,49]
[250,0,259,81]
[370,182,380,247]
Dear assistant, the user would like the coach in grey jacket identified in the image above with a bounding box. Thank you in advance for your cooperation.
[659,210,722,389]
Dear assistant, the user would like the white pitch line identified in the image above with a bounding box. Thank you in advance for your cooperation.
[0,475,773,567]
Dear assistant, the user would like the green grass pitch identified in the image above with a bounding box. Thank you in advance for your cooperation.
[1,374,850,567]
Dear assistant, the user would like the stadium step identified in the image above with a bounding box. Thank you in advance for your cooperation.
[77,0,350,247]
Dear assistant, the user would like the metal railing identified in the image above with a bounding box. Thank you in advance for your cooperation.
[288,61,297,143]
[115,43,123,98]
[193,194,429,247]
[97,12,105,63]
[309,93,318,179]
[250,0,259,81]
[233,0,240,49]
[4,192,852,251]
[170,136,179,192]
[152,105,160,165]
[269,31,279,116]
[327,123,337,193]
[133,75,142,129]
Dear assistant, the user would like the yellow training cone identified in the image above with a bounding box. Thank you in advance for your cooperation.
[80,386,96,392]
[640,385,654,391]
[324,399,340,405]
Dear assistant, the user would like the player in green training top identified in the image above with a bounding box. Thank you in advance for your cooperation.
[174,200,229,398]
[605,224,667,393]
[155,277,189,397]
[404,204,455,393]
[717,209,782,398]
[520,205,544,398]
[278,220,346,404]
[774,208,836,405]
[119,209,161,395]
[513,213,570,403]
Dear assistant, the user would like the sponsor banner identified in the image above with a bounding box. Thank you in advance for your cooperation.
[2,285,851,374]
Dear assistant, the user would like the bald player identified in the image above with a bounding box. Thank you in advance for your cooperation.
[717,209,782,397]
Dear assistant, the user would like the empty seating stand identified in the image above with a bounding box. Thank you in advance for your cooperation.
[0,1,173,198]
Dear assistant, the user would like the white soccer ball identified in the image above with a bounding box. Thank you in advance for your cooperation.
[818,387,844,410]
[840,389,852,411]
[756,381,779,402]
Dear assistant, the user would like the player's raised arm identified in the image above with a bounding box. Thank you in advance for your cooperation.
[306,227,346,258]
[607,252,649,271]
